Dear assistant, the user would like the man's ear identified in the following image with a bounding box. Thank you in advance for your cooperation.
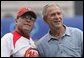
[15,17,19,23]
[43,16,47,23]
[15,18,17,23]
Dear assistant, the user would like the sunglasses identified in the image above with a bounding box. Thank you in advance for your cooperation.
[21,15,36,21]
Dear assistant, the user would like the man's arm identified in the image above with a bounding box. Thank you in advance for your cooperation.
[1,34,11,57]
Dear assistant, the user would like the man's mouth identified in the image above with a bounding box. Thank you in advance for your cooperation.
[24,24,31,26]
[54,21,61,23]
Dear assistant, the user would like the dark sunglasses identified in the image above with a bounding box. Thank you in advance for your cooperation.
[21,15,36,21]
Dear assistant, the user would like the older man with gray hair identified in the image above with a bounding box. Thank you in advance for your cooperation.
[36,3,83,57]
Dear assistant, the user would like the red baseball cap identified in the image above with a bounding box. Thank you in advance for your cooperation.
[17,7,37,19]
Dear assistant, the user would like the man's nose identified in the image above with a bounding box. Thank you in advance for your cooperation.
[54,14,59,19]
[26,20,34,25]
[26,19,33,23]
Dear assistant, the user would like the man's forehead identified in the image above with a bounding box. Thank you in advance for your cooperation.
[47,5,61,11]
[42,3,62,16]
[46,5,61,14]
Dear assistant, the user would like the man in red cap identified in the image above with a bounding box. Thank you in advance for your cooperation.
[1,7,39,57]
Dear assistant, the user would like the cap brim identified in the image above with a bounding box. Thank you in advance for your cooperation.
[22,11,37,19]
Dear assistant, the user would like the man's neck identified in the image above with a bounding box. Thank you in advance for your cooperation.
[15,28,30,39]
[50,26,65,38]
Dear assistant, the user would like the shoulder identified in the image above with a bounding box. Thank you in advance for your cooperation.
[68,27,83,34]
[67,27,83,41]
[68,27,83,46]
[36,33,48,45]
[1,33,13,40]
[1,33,13,47]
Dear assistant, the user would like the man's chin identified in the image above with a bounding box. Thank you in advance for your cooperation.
[23,29,31,33]
[55,24,62,28]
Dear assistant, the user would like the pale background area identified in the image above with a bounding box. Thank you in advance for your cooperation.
[1,1,75,18]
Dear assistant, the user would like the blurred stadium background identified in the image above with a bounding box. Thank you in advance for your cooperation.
[1,1,83,41]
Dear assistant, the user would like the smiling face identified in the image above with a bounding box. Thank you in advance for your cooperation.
[16,14,36,34]
[43,4,63,29]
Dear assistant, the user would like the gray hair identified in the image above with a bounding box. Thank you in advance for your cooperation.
[42,3,62,17]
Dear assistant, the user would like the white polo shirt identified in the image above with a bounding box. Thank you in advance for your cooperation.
[1,31,36,57]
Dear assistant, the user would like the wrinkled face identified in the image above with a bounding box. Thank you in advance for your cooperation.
[16,15,36,33]
[44,5,63,28]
